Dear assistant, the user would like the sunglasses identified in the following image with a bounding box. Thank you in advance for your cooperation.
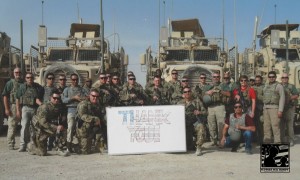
[90,94,99,98]
[268,76,276,78]
[213,76,220,78]
[234,105,242,109]
[129,78,136,81]
[183,90,191,93]
[26,76,33,79]
[71,79,78,81]
[100,77,107,79]
[14,72,21,74]
[52,96,60,100]
[47,77,54,80]
[281,77,289,79]
[172,73,178,75]
[181,80,188,82]
[240,80,248,82]
[250,79,255,81]
[59,79,66,81]
[112,78,119,80]
[200,77,206,79]
[223,77,229,79]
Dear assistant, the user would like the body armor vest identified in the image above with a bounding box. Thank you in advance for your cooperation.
[20,84,39,106]
[263,82,279,105]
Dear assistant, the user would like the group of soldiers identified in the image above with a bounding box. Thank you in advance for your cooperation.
[2,67,299,157]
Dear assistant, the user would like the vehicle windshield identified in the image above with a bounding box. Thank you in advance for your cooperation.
[78,49,101,61]
[48,49,74,61]
[194,49,218,61]
[275,49,299,61]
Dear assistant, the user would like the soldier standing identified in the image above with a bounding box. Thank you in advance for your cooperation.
[253,75,264,145]
[281,73,299,146]
[62,73,88,152]
[16,72,43,152]
[82,78,92,93]
[57,74,67,94]
[93,73,113,106]
[221,72,237,117]
[27,90,69,156]
[76,89,106,154]
[263,71,285,143]
[204,72,230,146]
[171,76,190,104]
[177,86,207,156]
[145,76,168,105]
[110,74,123,106]
[164,69,181,103]
[2,68,23,150]
[43,73,57,103]
[120,74,147,106]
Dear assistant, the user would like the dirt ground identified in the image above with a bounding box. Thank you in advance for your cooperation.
[0,128,300,180]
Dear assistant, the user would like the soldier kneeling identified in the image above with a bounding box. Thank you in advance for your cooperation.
[27,90,69,156]
[76,89,106,154]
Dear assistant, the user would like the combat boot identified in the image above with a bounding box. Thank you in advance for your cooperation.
[66,142,74,153]
[57,149,70,157]
[27,142,36,155]
[195,146,202,156]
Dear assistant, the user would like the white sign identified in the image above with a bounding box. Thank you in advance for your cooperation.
[106,105,186,155]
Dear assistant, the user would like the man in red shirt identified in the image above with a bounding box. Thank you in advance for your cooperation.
[220,101,256,154]
[233,75,256,118]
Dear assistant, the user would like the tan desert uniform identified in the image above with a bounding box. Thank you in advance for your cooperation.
[263,82,285,143]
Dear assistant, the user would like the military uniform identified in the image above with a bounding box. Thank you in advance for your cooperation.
[205,82,230,145]
[281,83,299,144]
[177,98,207,153]
[43,85,57,103]
[253,84,264,144]
[263,81,285,143]
[119,82,147,106]
[16,82,43,150]
[76,100,106,154]
[28,102,68,156]
[110,83,123,106]
[93,82,114,106]
[62,85,88,149]
[164,80,181,103]
[145,85,168,105]
[221,81,237,116]
[2,78,23,149]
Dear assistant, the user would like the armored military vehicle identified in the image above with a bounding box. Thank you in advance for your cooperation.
[242,23,300,128]
[140,18,229,87]
[0,32,21,130]
[27,23,128,86]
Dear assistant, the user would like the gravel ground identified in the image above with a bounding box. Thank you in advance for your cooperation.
[0,130,299,180]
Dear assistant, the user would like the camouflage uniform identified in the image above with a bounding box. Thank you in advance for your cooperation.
[253,83,264,144]
[205,82,230,145]
[119,82,147,106]
[281,83,299,143]
[221,81,237,117]
[177,98,207,151]
[16,82,43,150]
[145,85,168,105]
[164,80,180,104]
[2,78,23,149]
[43,85,57,103]
[82,84,91,94]
[76,100,106,154]
[93,82,114,106]
[28,102,67,156]
[110,83,123,106]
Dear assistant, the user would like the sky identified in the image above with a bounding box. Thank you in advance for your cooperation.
[1,0,300,86]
